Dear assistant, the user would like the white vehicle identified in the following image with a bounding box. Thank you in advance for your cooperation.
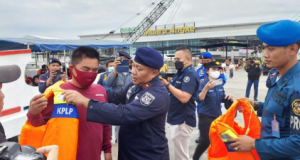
[0,49,40,139]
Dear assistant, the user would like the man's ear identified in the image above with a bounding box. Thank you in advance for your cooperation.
[289,44,299,55]
[69,65,76,77]
[151,69,159,77]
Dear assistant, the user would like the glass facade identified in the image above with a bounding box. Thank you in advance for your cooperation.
[131,35,260,55]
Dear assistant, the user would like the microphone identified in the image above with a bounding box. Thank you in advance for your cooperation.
[0,65,21,83]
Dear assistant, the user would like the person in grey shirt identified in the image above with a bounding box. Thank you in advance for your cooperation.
[105,50,132,143]
[105,51,132,90]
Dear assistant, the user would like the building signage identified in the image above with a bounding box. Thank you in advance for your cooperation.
[144,25,195,35]
[120,27,137,33]
[120,22,196,35]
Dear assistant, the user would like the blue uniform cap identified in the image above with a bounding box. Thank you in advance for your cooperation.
[49,58,61,65]
[134,47,164,69]
[257,20,300,46]
[199,52,213,59]
[118,50,131,59]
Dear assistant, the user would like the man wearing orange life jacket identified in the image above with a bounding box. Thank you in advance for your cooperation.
[27,46,112,160]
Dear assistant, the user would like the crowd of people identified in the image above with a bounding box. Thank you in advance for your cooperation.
[0,19,300,160]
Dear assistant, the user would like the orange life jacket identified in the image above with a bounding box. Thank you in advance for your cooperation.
[208,99,261,160]
[20,81,79,160]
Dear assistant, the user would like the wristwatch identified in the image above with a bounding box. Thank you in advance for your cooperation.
[166,82,171,90]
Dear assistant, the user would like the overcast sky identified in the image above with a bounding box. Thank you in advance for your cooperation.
[0,0,299,39]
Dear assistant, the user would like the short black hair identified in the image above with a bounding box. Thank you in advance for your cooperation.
[71,46,100,65]
[106,60,114,68]
[296,40,300,52]
[176,45,192,58]
[42,65,47,69]
[176,45,192,52]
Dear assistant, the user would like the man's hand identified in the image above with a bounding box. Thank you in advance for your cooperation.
[238,97,254,107]
[113,59,121,70]
[235,97,255,113]
[228,135,256,152]
[225,93,233,100]
[37,145,59,160]
[28,94,48,115]
[113,59,121,76]
[159,77,168,86]
[104,153,112,160]
[49,70,57,80]
[62,90,90,107]
[60,72,67,81]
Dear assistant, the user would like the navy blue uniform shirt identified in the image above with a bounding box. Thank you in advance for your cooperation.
[167,65,199,127]
[197,78,226,118]
[266,68,277,88]
[255,62,300,160]
[38,72,62,93]
[196,66,227,113]
[86,76,170,160]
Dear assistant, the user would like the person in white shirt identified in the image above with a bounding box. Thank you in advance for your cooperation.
[229,63,235,78]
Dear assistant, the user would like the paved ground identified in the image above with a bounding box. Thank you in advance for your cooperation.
[104,68,268,160]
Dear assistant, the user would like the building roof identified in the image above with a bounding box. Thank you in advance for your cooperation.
[0,38,131,52]
[78,21,274,43]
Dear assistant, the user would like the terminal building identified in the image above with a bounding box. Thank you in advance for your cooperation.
[79,21,270,59]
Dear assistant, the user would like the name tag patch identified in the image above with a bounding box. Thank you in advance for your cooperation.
[291,115,300,131]
[51,104,79,118]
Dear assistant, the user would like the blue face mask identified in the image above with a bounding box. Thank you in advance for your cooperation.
[108,67,114,72]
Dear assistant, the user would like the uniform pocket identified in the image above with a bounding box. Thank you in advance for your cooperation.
[207,90,216,98]
[266,97,286,128]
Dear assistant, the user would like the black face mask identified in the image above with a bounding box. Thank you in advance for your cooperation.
[175,61,184,70]
[250,61,254,64]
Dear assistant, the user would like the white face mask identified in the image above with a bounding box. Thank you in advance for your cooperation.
[198,63,203,68]
[209,71,220,79]
[108,67,114,72]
